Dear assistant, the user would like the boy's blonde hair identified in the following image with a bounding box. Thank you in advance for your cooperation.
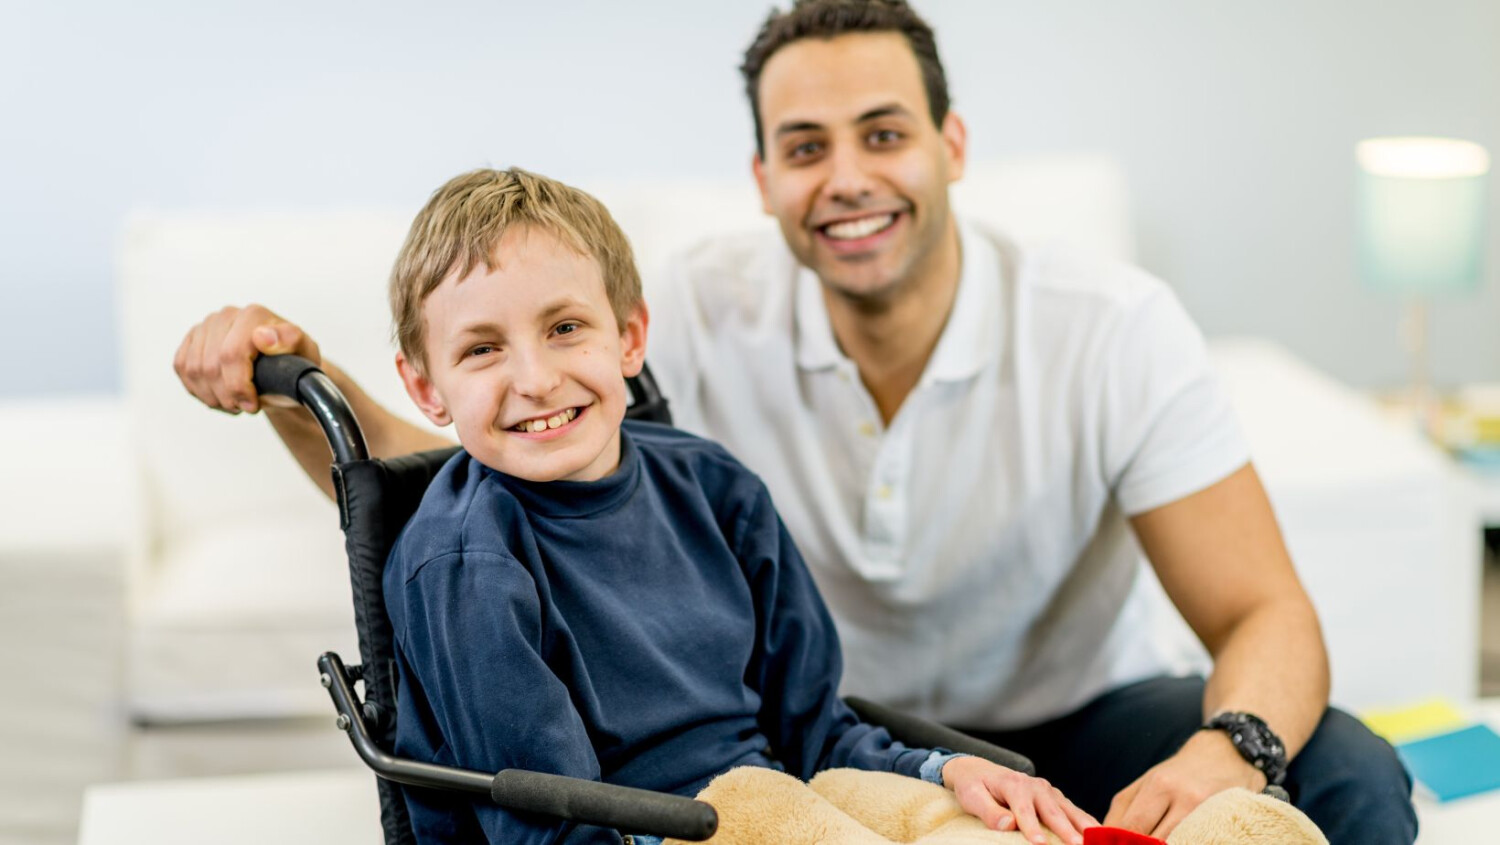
[389,167,642,371]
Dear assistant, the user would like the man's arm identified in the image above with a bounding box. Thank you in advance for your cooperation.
[174,304,454,499]
[1105,462,1329,837]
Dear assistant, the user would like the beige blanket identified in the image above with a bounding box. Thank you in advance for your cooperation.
[666,767,1327,845]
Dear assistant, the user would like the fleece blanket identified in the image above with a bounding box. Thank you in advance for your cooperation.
[664,767,1327,845]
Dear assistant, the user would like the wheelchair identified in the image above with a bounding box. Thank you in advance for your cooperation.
[251,354,1035,844]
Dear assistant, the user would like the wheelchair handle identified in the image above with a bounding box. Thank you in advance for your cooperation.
[318,652,717,841]
[252,354,368,464]
[491,770,718,842]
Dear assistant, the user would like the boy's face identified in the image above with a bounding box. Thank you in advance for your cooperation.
[752,32,966,303]
[397,225,646,483]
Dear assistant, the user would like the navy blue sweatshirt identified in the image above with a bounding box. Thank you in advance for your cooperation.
[385,422,929,843]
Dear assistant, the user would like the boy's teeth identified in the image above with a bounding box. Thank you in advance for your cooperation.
[515,407,578,432]
[824,213,895,241]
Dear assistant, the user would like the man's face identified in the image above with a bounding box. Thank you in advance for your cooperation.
[752,32,966,302]
[397,225,646,483]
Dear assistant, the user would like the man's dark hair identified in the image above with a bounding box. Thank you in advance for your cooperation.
[740,0,950,158]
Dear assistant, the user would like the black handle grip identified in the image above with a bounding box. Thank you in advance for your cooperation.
[845,696,1036,776]
[251,353,322,399]
[491,769,718,841]
[250,354,368,464]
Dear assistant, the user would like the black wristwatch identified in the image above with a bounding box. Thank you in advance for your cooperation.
[1200,711,1288,787]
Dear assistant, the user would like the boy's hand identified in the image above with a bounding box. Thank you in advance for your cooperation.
[942,756,1097,845]
[174,304,321,414]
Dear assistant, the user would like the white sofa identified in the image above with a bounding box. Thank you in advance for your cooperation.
[108,156,1142,779]
[0,155,1480,843]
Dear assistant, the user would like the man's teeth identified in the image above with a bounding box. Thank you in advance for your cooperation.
[514,407,578,432]
[823,213,896,241]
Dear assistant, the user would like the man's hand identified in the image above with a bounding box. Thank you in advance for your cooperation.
[1103,730,1265,839]
[942,756,1097,845]
[173,304,321,414]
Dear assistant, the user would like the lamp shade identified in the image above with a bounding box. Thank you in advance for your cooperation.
[1356,136,1490,297]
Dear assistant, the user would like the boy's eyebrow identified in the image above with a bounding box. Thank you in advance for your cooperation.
[449,321,506,341]
[446,296,594,344]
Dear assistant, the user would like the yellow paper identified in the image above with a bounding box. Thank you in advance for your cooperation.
[1362,699,1470,745]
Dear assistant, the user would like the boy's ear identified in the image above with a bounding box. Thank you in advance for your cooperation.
[618,302,649,379]
[396,351,452,426]
[752,153,772,215]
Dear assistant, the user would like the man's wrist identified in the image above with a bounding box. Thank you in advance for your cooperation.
[1182,728,1269,790]
[1197,711,1287,786]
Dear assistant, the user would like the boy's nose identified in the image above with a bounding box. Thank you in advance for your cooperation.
[510,348,563,399]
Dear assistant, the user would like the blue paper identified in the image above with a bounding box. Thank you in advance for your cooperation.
[1397,724,1500,802]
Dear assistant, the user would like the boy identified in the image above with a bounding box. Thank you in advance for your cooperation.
[385,167,1094,844]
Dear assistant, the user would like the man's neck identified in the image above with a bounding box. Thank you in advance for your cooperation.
[823,222,963,425]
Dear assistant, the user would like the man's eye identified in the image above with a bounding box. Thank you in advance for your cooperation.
[869,129,902,146]
[787,141,823,160]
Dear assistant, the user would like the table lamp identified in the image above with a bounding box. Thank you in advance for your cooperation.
[1356,135,1490,428]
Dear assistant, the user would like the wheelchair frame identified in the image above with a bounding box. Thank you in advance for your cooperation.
[252,354,1033,844]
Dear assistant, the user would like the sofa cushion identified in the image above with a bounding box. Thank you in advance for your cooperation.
[128,514,357,722]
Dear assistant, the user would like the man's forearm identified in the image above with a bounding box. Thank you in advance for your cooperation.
[264,360,456,500]
[1201,595,1329,761]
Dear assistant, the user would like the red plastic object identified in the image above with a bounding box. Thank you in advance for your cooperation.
[1083,827,1167,845]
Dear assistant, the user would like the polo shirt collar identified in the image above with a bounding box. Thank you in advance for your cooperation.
[794,220,998,382]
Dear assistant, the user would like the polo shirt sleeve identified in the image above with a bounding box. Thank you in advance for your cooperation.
[733,480,930,781]
[1099,284,1250,516]
[399,551,620,845]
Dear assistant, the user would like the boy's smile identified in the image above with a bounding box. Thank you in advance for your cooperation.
[396,225,647,483]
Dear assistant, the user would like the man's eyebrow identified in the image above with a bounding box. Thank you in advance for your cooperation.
[774,120,824,138]
[856,103,913,122]
[773,104,915,138]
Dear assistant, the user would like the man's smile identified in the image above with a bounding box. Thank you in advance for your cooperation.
[812,209,906,253]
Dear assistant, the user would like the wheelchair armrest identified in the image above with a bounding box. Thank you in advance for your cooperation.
[318,652,718,841]
[845,696,1036,776]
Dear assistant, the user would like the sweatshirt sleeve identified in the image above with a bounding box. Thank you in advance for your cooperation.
[398,550,621,845]
[733,481,932,781]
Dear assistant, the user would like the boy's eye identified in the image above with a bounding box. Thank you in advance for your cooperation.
[468,344,496,357]
[555,322,580,336]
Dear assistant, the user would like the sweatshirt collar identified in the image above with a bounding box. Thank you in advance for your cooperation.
[484,428,641,519]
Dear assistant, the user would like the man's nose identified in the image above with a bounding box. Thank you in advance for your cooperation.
[823,146,876,204]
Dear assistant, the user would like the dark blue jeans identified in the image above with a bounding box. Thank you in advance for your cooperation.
[960,676,1416,845]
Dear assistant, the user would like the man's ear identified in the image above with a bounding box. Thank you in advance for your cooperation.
[396,351,452,426]
[941,111,968,184]
[752,153,773,215]
[618,301,649,378]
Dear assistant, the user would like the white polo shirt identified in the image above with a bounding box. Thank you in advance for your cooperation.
[647,221,1249,729]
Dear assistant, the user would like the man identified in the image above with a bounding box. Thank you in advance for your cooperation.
[175,2,1415,841]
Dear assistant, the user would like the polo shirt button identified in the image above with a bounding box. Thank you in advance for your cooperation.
[858,422,876,437]
[876,484,893,500]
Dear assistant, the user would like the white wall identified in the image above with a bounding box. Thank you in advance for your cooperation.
[2,0,1497,396]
